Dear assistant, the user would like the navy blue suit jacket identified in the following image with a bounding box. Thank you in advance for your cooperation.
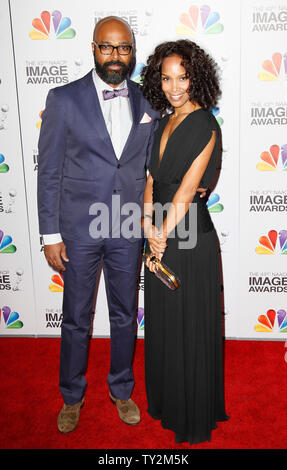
[37,70,159,243]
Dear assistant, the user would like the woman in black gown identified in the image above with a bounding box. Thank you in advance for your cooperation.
[140,40,228,445]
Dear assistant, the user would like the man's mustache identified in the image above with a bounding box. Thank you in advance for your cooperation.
[104,60,126,68]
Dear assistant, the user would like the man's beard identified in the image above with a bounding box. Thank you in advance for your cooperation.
[94,54,134,85]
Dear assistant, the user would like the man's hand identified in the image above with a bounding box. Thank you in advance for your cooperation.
[197,187,208,198]
[44,241,69,272]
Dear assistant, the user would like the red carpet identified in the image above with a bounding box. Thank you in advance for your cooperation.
[0,337,286,450]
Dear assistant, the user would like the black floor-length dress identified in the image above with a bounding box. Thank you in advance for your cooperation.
[144,109,228,445]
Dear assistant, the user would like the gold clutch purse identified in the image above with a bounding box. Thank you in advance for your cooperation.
[143,240,181,291]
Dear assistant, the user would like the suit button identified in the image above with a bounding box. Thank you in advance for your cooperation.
[113,189,117,193]
[117,164,121,168]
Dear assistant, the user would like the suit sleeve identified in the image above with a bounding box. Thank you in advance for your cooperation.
[37,88,67,235]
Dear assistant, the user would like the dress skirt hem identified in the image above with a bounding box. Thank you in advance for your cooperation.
[147,408,229,445]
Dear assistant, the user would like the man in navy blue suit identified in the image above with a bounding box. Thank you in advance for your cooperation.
[37,16,159,433]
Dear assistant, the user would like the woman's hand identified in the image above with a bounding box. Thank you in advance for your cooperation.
[145,254,159,273]
[143,225,167,273]
[147,225,167,260]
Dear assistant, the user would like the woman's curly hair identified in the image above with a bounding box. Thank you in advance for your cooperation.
[140,40,221,114]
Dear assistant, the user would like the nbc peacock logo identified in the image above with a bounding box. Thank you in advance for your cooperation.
[207,193,224,213]
[49,272,64,292]
[137,307,144,330]
[177,4,224,35]
[36,111,43,130]
[258,52,287,81]
[0,306,23,329]
[256,144,287,171]
[255,229,287,255]
[29,10,76,40]
[131,63,145,84]
[0,230,16,253]
[255,309,287,333]
[211,107,224,127]
[0,154,9,173]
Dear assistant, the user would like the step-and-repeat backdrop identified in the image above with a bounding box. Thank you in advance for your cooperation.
[1,0,286,339]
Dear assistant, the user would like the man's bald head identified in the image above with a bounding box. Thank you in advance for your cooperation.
[93,16,134,45]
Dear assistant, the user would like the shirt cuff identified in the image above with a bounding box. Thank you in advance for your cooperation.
[42,233,63,245]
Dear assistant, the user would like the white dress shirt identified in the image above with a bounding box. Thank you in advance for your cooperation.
[42,70,133,246]
[92,70,132,159]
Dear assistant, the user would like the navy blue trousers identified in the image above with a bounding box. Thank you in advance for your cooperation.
[59,237,142,405]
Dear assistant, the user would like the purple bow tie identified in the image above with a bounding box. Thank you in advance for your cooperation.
[102,88,129,100]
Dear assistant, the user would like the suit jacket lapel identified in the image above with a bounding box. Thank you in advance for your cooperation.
[84,71,117,160]
[127,78,141,127]
[119,79,142,162]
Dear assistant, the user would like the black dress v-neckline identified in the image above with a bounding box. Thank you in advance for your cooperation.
[158,109,203,169]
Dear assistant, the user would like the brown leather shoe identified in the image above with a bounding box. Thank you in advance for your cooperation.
[57,397,85,433]
[109,392,140,425]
